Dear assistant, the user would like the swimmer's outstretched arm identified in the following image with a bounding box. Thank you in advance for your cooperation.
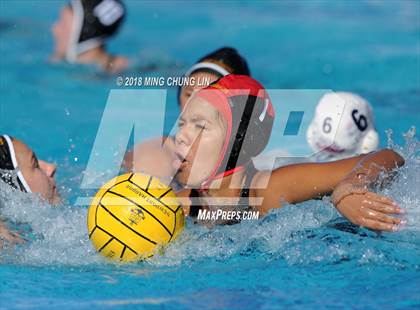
[253,149,405,231]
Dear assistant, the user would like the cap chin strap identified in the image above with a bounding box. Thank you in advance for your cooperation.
[65,0,83,62]
[198,166,245,192]
[2,135,32,193]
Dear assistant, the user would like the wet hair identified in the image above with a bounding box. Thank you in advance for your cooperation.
[195,47,250,77]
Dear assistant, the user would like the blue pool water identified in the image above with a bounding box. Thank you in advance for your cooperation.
[1,1,419,309]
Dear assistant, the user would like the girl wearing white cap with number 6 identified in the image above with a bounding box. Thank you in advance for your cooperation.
[307,92,380,161]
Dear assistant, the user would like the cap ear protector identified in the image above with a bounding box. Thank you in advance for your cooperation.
[358,129,379,154]
[306,92,379,158]
[0,135,31,193]
[194,75,275,188]
[66,0,126,62]
[224,95,273,170]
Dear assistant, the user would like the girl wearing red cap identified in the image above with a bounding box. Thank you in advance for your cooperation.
[124,47,250,178]
[173,74,405,231]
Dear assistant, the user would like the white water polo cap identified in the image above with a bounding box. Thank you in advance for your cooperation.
[306,92,379,159]
[0,135,32,192]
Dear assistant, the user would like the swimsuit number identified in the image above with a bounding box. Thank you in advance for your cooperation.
[351,109,368,131]
[322,117,332,133]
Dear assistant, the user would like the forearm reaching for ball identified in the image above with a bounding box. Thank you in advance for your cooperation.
[253,149,405,231]
[331,149,405,231]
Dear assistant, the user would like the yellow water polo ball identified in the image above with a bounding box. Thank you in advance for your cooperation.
[87,173,184,262]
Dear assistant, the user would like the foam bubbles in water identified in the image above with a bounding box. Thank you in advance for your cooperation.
[154,128,420,268]
[384,127,419,231]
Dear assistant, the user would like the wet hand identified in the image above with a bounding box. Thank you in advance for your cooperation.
[335,192,406,231]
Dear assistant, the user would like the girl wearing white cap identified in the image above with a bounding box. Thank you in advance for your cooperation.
[307,92,380,161]
[0,135,60,248]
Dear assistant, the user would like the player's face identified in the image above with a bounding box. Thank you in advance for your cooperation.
[13,139,60,204]
[174,96,226,187]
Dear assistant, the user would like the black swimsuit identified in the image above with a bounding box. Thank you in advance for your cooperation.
[188,163,259,226]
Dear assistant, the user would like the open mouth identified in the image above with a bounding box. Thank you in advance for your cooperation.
[172,151,188,171]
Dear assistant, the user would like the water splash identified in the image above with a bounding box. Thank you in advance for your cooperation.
[0,185,101,265]
[384,127,419,231]
[155,128,419,268]
[0,129,418,268]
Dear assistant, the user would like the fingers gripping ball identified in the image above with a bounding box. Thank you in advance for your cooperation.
[87,173,184,262]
